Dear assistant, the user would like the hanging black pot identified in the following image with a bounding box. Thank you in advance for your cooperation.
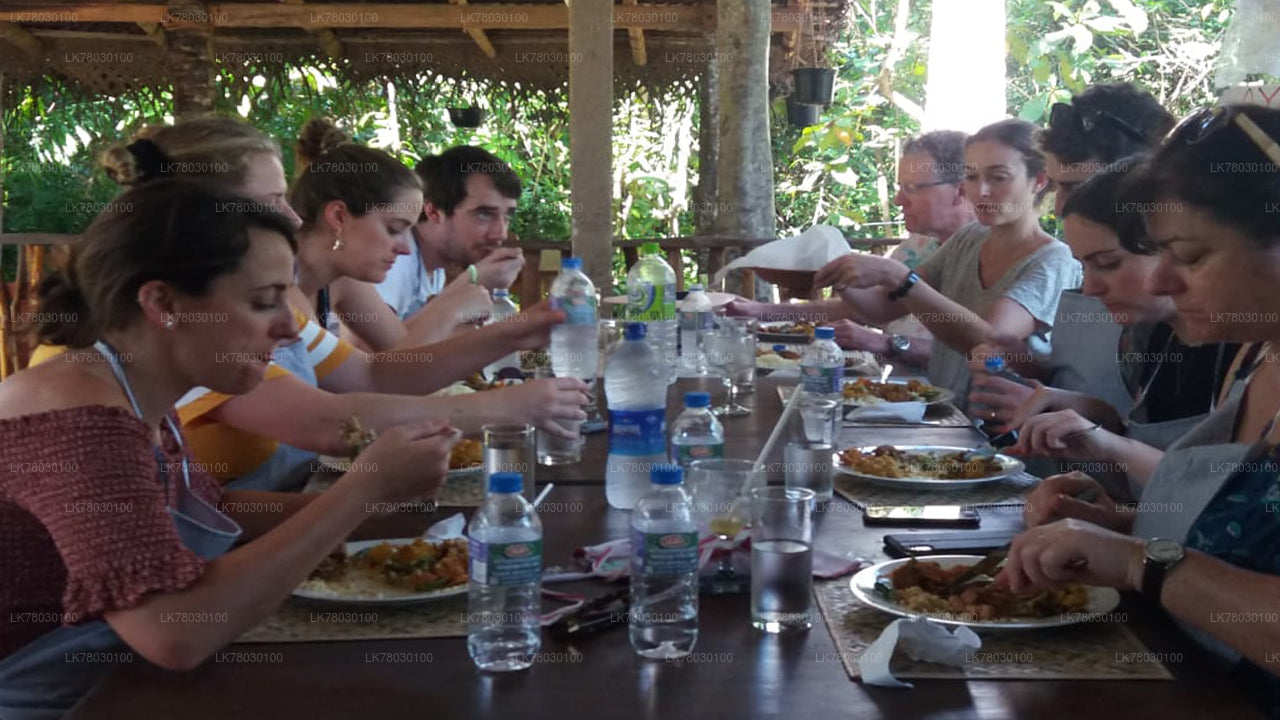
[448,106,486,128]
[787,98,821,127]
[792,67,835,105]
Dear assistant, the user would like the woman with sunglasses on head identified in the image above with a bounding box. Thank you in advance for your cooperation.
[0,181,460,720]
[34,117,587,492]
[1001,105,1280,716]
[814,119,1082,409]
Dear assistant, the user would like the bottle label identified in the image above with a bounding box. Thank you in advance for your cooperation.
[609,408,667,455]
[632,529,699,577]
[801,364,845,395]
[469,538,543,587]
[628,282,676,321]
[675,441,724,466]
[551,293,597,326]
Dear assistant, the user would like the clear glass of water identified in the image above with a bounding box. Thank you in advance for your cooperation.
[784,442,834,502]
[533,367,583,465]
[706,323,752,417]
[482,424,536,502]
[726,317,757,396]
[797,396,840,445]
[749,486,815,633]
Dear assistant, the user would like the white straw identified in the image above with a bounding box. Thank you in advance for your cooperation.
[533,483,554,506]
[751,383,807,489]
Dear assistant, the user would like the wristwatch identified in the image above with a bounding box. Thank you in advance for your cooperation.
[886,334,910,358]
[1141,538,1185,604]
[888,270,920,301]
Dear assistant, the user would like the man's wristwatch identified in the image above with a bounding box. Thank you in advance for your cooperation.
[1141,538,1185,604]
[886,334,910,358]
[888,270,920,301]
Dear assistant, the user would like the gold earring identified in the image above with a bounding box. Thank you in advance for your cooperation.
[331,230,344,252]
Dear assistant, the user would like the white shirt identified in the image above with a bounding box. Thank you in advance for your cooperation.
[375,240,447,319]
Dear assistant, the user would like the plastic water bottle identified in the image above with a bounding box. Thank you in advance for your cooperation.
[467,472,542,672]
[983,356,1035,388]
[670,392,724,471]
[677,284,714,374]
[484,289,523,378]
[605,323,668,510]
[800,326,845,404]
[629,463,699,659]
[626,242,678,385]
[549,257,599,381]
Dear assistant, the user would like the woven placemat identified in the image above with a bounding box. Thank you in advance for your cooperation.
[833,471,1039,510]
[238,595,468,643]
[303,469,485,508]
[813,579,1172,681]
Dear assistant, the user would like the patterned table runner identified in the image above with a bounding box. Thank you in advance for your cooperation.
[833,471,1040,510]
[813,579,1172,680]
[238,596,468,643]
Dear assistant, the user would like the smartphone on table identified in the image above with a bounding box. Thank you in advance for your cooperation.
[862,504,980,528]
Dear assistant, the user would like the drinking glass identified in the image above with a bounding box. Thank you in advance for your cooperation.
[797,396,840,446]
[705,323,752,417]
[749,486,815,632]
[482,424,536,502]
[533,367,583,465]
[688,459,756,594]
[784,442,834,502]
[726,317,757,395]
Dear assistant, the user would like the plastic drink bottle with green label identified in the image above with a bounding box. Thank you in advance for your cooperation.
[670,392,724,471]
[800,326,845,408]
[467,472,543,671]
[626,242,678,385]
[629,464,699,659]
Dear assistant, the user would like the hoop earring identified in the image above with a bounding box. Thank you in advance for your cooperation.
[331,230,344,252]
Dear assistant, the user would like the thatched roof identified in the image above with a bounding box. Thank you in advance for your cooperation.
[0,1,850,98]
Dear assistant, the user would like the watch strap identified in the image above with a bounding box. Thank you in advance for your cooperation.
[888,271,920,301]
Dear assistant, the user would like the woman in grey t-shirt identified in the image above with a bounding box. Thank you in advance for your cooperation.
[814,119,1082,410]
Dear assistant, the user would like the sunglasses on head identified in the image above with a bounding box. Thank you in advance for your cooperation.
[1164,106,1280,167]
[1050,102,1150,145]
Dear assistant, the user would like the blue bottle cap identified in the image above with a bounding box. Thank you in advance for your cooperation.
[773,344,786,351]
[493,289,509,297]
[815,326,835,340]
[689,283,704,291]
[650,463,683,485]
[984,356,1006,371]
[562,257,583,270]
[625,322,647,340]
[684,392,711,408]
[488,472,523,494]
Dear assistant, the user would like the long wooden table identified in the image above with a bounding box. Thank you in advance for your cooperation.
[67,377,1263,719]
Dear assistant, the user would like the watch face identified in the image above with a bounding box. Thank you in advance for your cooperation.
[1147,538,1184,563]
[891,335,910,352]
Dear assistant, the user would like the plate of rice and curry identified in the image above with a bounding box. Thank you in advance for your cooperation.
[295,537,469,605]
[835,445,1024,489]
[850,555,1119,630]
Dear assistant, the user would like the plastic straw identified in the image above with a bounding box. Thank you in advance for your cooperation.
[751,383,807,489]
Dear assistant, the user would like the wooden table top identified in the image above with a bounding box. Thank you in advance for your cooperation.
[67,377,1263,719]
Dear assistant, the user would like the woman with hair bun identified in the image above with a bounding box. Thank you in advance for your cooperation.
[33,117,588,492]
[0,180,460,719]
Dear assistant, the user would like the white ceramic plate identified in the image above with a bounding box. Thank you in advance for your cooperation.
[293,538,468,605]
[841,378,955,407]
[834,445,1025,489]
[849,555,1121,630]
[756,321,814,343]
[316,456,483,480]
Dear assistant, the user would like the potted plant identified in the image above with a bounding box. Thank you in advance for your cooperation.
[786,97,821,127]
[448,106,486,128]
[792,67,835,106]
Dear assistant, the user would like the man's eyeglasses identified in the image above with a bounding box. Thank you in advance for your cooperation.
[899,179,959,194]
[1165,106,1280,167]
[1050,102,1149,145]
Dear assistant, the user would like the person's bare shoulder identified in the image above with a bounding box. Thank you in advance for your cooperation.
[0,357,127,420]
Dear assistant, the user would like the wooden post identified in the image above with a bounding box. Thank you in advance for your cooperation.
[694,52,719,237]
[567,0,613,295]
[713,0,775,298]
[166,0,217,119]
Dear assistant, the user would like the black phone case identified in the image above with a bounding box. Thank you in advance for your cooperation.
[883,529,1018,558]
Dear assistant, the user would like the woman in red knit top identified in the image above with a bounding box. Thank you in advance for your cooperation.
[0,180,460,719]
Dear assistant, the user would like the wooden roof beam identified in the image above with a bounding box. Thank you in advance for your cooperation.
[448,0,496,58]
[0,4,805,32]
[137,21,165,47]
[0,21,42,57]
[280,0,343,58]
[622,0,646,66]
